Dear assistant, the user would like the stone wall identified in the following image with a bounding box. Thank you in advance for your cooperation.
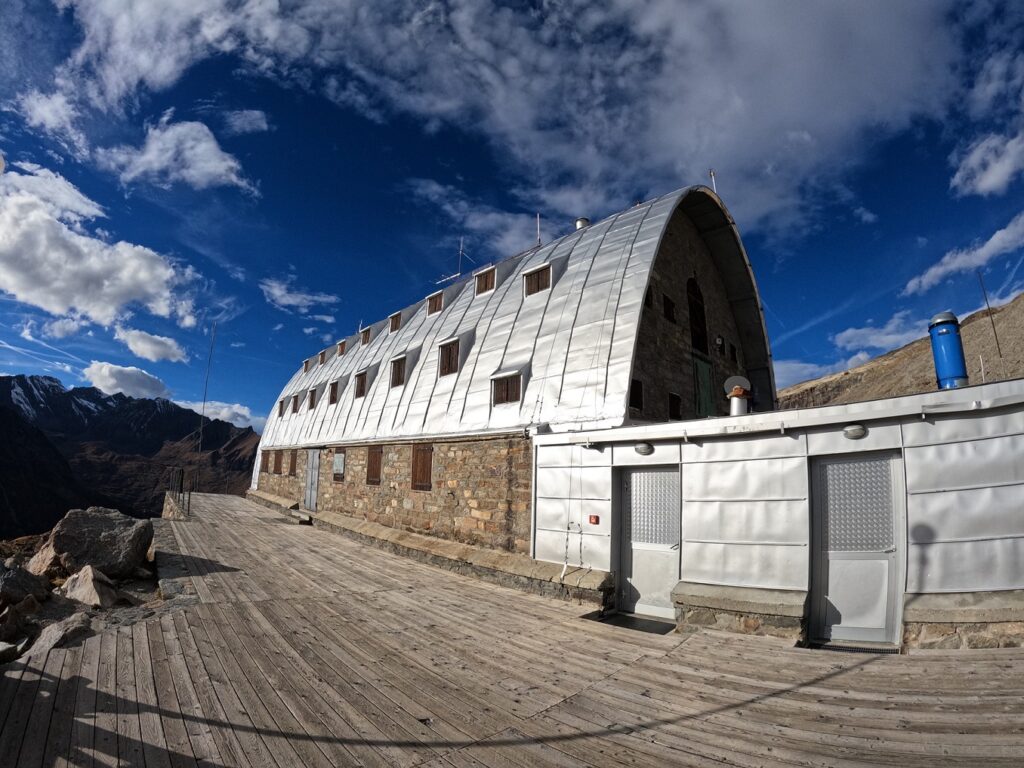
[632,209,748,421]
[257,435,532,553]
[255,448,306,501]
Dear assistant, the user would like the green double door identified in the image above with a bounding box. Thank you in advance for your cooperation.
[693,355,715,418]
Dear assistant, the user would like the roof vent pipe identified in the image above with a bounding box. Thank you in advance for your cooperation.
[929,311,969,390]
[575,217,590,230]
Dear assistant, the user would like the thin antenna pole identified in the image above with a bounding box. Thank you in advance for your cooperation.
[457,237,464,275]
[536,213,541,246]
[196,321,217,492]
[976,270,1004,377]
[979,354,986,383]
[708,168,717,193]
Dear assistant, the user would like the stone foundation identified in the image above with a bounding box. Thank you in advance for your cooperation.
[902,590,1024,650]
[257,434,532,553]
[671,582,807,640]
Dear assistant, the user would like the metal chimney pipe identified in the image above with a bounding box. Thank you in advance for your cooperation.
[575,217,590,230]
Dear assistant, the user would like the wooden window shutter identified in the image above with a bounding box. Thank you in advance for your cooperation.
[360,328,371,345]
[288,450,297,476]
[390,313,401,332]
[318,350,326,365]
[412,444,433,491]
[303,359,311,372]
[366,445,383,485]
[278,399,285,418]
[439,340,459,376]
[354,371,367,398]
[492,374,522,405]
[273,450,283,474]
[337,340,346,356]
[329,381,339,404]
[260,451,269,472]
[291,395,299,413]
[524,265,551,296]
[390,358,406,388]
[308,388,317,409]
[476,269,495,294]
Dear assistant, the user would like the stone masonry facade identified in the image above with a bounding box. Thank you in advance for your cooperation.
[632,209,748,422]
[257,434,532,553]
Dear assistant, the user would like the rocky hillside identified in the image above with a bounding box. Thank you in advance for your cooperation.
[0,375,260,537]
[779,292,1024,409]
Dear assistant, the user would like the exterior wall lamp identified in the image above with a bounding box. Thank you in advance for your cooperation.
[634,441,655,455]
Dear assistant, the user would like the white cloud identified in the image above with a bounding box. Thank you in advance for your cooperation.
[174,399,266,432]
[96,111,255,193]
[950,130,1024,197]
[259,276,339,314]
[272,323,284,331]
[16,89,88,157]
[832,310,923,352]
[774,350,873,390]
[0,162,196,327]
[302,327,317,335]
[42,317,89,338]
[853,206,878,224]
[114,326,188,363]
[223,109,269,135]
[311,314,335,323]
[230,341,246,348]
[904,210,1024,295]
[83,361,170,398]
[21,1,961,228]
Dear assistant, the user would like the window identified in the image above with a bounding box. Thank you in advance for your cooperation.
[729,342,738,363]
[366,445,383,485]
[663,294,677,323]
[427,291,443,314]
[476,268,495,295]
[669,393,682,421]
[687,279,709,355]
[288,449,297,476]
[291,395,299,414]
[337,340,346,356]
[260,451,269,472]
[278,399,285,418]
[308,388,317,409]
[333,448,346,482]
[629,379,644,411]
[412,444,433,491]
[360,327,371,345]
[390,357,406,388]
[303,359,311,373]
[389,312,402,332]
[329,380,339,404]
[644,287,653,308]
[492,374,522,405]
[273,450,283,474]
[354,371,367,398]
[439,340,460,376]
[318,350,326,365]
[524,265,551,296]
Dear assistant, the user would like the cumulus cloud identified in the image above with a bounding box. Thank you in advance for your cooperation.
[114,326,188,363]
[904,210,1024,295]
[96,111,254,193]
[853,206,879,224]
[259,276,339,314]
[774,351,873,390]
[19,1,961,227]
[311,314,335,324]
[42,317,89,339]
[174,400,266,432]
[950,130,1024,197]
[16,89,88,157]
[832,310,924,352]
[0,162,196,327]
[84,361,170,398]
[223,109,269,135]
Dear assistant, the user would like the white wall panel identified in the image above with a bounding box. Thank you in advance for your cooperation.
[535,497,611,536]
[536,444,612,468]
[681,433,805,463]
[907,537,1024,592]
[907,486,1024,544]
[683,500,807,545]
[805,422,902,455]
[681,542,807,590]
[534,530,612,571]
[684,457,808,501]
[535,466,612,500]
[906,433,1024,492]
[901,407,1024,447]
[611,443,681,466]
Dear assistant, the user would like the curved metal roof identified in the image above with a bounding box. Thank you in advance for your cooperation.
[257,186,774,451]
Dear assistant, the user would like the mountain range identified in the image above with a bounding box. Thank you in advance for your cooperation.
[0,375,260,539]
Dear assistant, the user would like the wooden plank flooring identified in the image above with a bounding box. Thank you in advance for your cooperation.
[2,493,1022,766]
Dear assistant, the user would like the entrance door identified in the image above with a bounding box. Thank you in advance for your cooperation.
[810,452,905,645]
[693,355,714,417]
[619,467,680,619]
[304,449,320,512]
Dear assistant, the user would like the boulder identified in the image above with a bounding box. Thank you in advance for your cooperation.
[28,507,153,580]
[0,564,49,608]
[27,612,92,658]
[0,637,30,664]
[62,566,119,608]
[0,595,41,642]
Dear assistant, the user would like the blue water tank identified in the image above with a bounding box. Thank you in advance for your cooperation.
[928,311,969,389]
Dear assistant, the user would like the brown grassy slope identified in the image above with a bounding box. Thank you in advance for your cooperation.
[779,292,1024,409]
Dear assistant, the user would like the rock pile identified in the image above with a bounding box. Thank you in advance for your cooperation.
[1,506,154,664]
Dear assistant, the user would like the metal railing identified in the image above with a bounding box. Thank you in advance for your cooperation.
[167,466,200,516]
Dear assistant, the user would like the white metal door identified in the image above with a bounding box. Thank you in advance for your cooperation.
[304,449,320,512]
[811,452,905,645]
[619,467,680,619]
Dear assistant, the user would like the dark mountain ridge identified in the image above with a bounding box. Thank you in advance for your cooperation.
[0,375,260,538]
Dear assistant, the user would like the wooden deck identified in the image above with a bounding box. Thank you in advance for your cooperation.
[2,493,1023,767]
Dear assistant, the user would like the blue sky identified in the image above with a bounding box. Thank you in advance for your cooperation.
[0,1,1023,431]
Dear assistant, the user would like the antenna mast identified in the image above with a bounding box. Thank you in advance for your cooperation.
[536,213,542,246]
[196,320,217,492]
[708,168,717,193]
[976,270,1005,377]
